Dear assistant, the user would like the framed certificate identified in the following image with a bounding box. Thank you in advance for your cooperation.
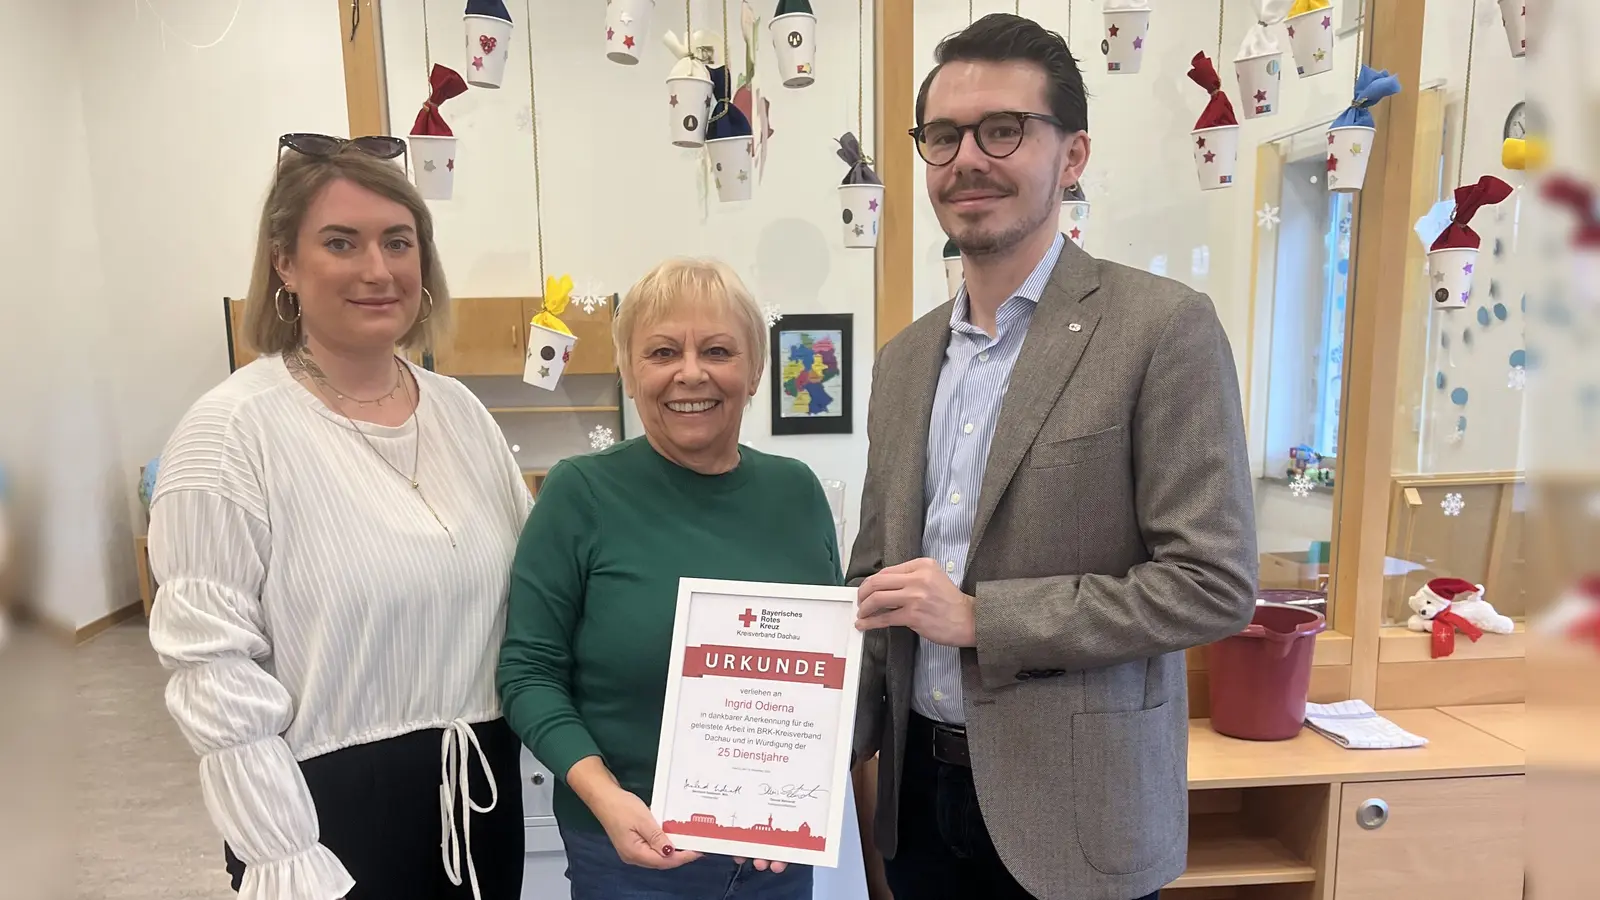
[649,578,864,868]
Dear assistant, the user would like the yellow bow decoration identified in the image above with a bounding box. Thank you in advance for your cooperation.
[532,274,574,335]
[1288,0,1330,15]
[1501,136,1547,171]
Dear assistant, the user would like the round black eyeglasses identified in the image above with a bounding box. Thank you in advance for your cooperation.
[908,111,1066,166]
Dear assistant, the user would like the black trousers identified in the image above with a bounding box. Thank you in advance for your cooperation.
[225,718,525,899]
[884,713,1159,900]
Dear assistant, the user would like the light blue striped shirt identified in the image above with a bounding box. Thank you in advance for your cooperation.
[913,232,1066,725]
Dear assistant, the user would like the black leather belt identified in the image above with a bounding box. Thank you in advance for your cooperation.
[912,712,971,767]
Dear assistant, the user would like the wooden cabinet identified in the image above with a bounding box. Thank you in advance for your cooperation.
[226,297,258,370]
[565,295,618,376]
[433,296,528,376]
[1333,776,1524,900]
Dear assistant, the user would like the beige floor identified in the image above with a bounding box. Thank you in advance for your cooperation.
[1,619,232,899]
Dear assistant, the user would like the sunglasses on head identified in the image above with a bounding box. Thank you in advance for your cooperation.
[278,132,408,160]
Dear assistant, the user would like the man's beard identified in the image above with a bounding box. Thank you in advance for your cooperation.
[949,186,1056,258]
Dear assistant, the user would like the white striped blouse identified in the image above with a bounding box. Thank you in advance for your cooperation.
[147,355,532,900]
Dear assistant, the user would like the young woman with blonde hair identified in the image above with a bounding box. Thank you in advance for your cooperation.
[148,134,530,900]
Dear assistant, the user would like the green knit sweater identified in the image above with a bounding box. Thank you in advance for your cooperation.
[498,437,843,833]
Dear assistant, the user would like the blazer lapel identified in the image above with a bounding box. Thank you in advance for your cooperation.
[965,242,1103,573]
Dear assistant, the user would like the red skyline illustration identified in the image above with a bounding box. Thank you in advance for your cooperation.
[663,812,827,852]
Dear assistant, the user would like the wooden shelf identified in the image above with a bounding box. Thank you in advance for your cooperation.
[1187,709,1525,789]
[1173,814,1316,889]
[488,405,620,414]
[1378,623,1527,663]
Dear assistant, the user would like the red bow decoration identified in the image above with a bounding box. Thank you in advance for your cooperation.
[410,64,469,137]
[480,34,498,54]
[1541,175,1600,248]
[1430,607,1484,658]
[1429,175,1514,251]
[1187,52,1239,129]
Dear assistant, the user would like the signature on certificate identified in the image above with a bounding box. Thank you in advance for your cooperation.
[759,783,829,801]
[685,779,743,797]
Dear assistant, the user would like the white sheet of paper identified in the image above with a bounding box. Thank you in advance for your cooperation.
[650,578,864,868]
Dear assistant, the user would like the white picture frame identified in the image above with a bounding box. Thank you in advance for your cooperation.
[649,577,864,868]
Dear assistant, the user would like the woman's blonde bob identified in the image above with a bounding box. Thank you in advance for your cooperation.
[612,258,767,391]
[242,148,451,356]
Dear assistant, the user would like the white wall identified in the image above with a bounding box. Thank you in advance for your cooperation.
[379,0,877,556]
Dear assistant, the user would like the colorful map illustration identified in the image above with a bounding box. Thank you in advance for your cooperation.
[779,330,843,418]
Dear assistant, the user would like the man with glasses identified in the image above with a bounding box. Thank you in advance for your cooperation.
[848,14,1257,900]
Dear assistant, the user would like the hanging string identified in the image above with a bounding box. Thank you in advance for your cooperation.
[857,0,869,158]
[1351,0,1364,83]
[1216,0,1226,63]
[1066,0,1072,45]
[686,0,692,44]
[134,0,244,51]
[523,0,546,287]
[422,0,433,79]
[708,0,732,126]
[1456,0,1479,187]
[968,0,973,24]
[1015,0,1020,15]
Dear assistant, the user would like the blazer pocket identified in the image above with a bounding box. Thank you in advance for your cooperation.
[1026,425,1124,469]
[1071,701,1185,876]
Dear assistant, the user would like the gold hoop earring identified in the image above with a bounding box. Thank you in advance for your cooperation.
[417,287,434,324]
[274,286,301,324]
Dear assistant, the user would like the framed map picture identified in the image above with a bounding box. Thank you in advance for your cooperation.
[769,314,853,435]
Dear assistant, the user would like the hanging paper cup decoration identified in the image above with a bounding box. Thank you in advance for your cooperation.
[463,0,514,88]
[1102,0,1152,74]
[1284,0,1335,77]
[1542,175,1600,311]
[664,31,716,148]
[770,0,817,88]
[1234,0,1292,119]
[1427,175,1513,311]
[1060,183,1090,249]
[836,133,883,248]
[1326,65,1401,192]
[408,65,469,201]
[605,0,655,65]
[942,238,963,300]
[524,275,578,390]
[1498,0,1526,58]
[1188,53,1241,191]
[705,66,755,202]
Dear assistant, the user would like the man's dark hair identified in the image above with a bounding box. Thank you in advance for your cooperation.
[914,13,1087,134]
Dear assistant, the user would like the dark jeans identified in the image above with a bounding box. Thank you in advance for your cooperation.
[884,713,1160,900]
[561,827,813,900]
[224,719,525,899]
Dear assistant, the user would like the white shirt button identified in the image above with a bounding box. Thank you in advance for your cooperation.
[945,560,955,573]
[978,352,990,362]
[932,690,945,701]
[963,423,974,434]
[950,492,961,505]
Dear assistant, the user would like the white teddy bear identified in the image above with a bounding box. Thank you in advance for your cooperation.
[1406,578,1516,635]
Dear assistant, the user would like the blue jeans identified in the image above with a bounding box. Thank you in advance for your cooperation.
[561,828,814,900]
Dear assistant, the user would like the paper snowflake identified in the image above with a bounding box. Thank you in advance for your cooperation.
[1447,425,1466,446]
[515,104,535,134]
[763,304,783,327]
[1289,473,1315,498]
[1441,492,1466,517]
[1507,366,1526,391]
[588,425,616,451]
[1256,203,1281,230]
[572,280,609,315]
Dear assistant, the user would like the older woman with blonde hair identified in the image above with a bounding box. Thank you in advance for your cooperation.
[499,258,841,899]
[147,133,531,900]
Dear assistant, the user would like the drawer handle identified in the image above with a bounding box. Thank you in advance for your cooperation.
[1355,798,1389,830]
[530,772,546,786]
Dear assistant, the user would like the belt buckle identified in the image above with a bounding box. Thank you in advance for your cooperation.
[931,722,969,767]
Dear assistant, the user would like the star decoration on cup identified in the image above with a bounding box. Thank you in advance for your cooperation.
[1327,155,1339,172]
[868,198,879,211]
[1313,48,1326,62]
[1349,143,1363,156]
[538,365,551,378]
[1322,14,1333,28]
[606,26,615,40]
[1254,90,1267,103]
[1204,150,1216,163]
[1133,36,1143,49]
[623,34,635,49]
[424,159,437,172]
[619,11,633,25]
[473,56,484,70]
[1108,23,1120,37]
[1256,203,1281,230]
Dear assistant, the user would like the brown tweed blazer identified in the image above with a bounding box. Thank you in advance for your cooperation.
[848,239,1258,900]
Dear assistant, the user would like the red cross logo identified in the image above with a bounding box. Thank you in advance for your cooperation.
[738,608,758,627]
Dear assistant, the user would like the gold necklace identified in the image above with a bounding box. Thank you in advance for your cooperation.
[291,350,456,547]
